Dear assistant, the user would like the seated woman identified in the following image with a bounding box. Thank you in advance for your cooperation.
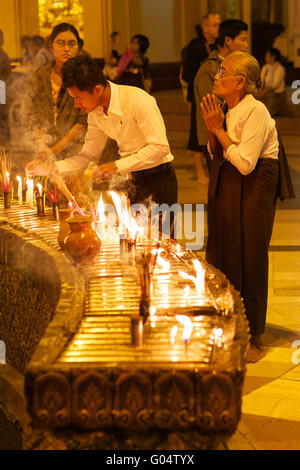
[25,23,87,160]
[258,48,286,117]
[116,34,152,92]
[200,51,279,363]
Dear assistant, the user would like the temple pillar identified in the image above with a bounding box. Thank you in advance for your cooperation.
[288,0,300,65]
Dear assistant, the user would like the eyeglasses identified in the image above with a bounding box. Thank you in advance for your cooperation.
[53,40,78,49]
[217,68,247,79]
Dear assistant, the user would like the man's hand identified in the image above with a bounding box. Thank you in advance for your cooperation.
[26,159,58,177]
[92,162,118,182]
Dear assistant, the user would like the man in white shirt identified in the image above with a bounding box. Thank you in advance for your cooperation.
[259,48,286,116]
[26,54,178,208]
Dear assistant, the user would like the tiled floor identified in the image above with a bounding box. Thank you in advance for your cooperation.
[154,89,300,450]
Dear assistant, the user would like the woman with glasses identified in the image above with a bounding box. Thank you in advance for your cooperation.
[25,23,87,160]
[201,51,279,363]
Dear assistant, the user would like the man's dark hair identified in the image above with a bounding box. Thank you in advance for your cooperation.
[50,22,80,45]
[131,34,150,55]
[218,19,248,47]
[267,47,281,62]
[62,55,107,92]
[32,35,45,47]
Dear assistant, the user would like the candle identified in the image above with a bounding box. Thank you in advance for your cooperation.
[16,176,22,205]
[131,316,143,348]
[26,179,34,208]
[36,183,44,216]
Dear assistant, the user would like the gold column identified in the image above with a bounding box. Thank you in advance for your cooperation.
[81,0,112,58]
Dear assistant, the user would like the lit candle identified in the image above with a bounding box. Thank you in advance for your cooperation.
[16,176,22,205]
[170,325,178,345]
[36,183,44,216]
[96,194,106,237]
[26,179,34,208]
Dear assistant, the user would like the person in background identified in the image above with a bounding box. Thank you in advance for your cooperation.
[0,30,11,144]
[182,14,220,183]
[0,30,11,81]
[194,19,248,183]
[25,23,87,160]
[116,34,152,92]
[258,48,286,117]
[201,52,279,363]
[31,35,54,70]
[103,32,122,81]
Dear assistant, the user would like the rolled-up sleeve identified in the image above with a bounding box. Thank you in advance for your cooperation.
[225,107,269,175]
[55,113,107,175]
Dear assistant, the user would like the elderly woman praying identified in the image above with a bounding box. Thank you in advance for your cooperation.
[201,51,279,363]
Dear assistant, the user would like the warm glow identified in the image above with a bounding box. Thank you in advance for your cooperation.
[170,325,178,344]
[37,183,43,197]
[5,171,9,182]
[176,315,193,342]
[16,176,21,184]
[179,259,205,299]
[154,248,170,273]
[97,195,106,222]
[110,190,143,241]
[68,201,74,209]
[150,305,156,316]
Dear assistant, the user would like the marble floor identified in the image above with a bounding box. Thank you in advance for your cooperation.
[153,89,300,450]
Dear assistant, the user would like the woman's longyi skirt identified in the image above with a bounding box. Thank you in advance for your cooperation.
[206,158,279,336]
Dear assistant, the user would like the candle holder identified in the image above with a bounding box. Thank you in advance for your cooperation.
[131,316,143,348]
[3,191,11,209]
[52,202,59,220]
[119,233,128,258]
[36,196,44,216]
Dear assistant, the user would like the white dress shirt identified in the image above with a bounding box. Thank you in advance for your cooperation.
[208,94,279,175]
[261,62,285,94]
[55,81,174,176]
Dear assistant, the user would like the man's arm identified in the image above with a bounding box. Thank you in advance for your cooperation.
[26,114,107,177]
[54,114,108,175]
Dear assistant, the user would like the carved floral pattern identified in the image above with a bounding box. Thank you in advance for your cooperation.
[73,372,112,428]
[33,372,71,428]
[154,372,195,429]
[113,372,153,428]
[196,373,237,430]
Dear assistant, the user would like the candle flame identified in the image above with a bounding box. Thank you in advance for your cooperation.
[170,325,178,344]
[16,176,22,184]
[37,183,43,197]
[153,248,170,273]
[150,305,156,316]
[179,259,205,299]
[97,195,106,221]
[68,200,74,209]
[176,315,193,342]
[110,190,143,241]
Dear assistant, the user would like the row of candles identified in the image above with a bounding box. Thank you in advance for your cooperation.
[1,174,45,214]
[0,158,227,356]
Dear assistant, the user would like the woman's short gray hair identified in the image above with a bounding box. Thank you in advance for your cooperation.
[224,51,262,94]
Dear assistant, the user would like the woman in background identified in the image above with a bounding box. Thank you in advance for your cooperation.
[258,47,286,117]
[26,22,87,160]
[116,34,152,92]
